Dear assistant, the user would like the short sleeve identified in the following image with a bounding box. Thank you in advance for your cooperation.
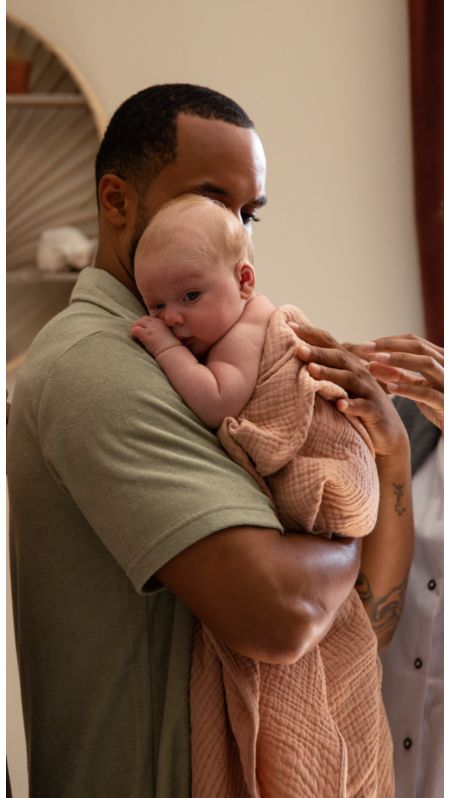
[39,331,282,592]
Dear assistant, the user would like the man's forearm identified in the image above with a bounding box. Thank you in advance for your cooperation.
[157,526,361,664]
[356,442,413,649]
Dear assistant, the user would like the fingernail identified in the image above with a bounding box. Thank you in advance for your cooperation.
[298,344,312,358]
[386,382,398,393]
[308,362,321,375]
[339,399,349,411]
[372,352,391,362]
[361,341,376,352]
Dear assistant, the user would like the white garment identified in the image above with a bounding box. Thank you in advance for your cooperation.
[381,435,443,798]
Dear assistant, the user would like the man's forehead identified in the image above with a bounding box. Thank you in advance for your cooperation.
[176,113,265,165]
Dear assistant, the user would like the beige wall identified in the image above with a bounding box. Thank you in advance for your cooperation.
[7,0,424,342]
[6,1,424,794]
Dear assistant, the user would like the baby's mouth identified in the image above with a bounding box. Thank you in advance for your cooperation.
[179,336,194,348]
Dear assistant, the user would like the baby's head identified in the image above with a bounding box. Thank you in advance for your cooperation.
[135,193,254,288]
[134,195,257,356]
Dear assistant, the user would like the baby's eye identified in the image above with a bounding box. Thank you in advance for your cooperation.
[182,291,201,303]
[150,303,165,315]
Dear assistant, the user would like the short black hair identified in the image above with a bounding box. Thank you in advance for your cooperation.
[95,83,254,197]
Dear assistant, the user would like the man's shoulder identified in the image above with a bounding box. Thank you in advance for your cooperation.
[20,267,147,381]
[11,291,165,431]
[20,303,134,385]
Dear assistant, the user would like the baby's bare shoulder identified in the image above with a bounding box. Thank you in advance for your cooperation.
[241,294,275,327]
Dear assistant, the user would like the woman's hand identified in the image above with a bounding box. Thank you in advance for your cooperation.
[290,323,409,458]
[343,334,444,432]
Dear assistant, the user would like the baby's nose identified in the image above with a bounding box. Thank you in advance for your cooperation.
[163,307,184,327]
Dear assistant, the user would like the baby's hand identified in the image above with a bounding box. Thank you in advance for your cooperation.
[131,316,182,358]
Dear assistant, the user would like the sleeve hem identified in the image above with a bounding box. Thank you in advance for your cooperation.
[129,505,283,593]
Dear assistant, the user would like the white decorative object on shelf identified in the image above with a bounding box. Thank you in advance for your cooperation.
[6,18,100,274]
[36,226,97,272]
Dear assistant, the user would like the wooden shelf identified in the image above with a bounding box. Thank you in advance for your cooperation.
[7,93,85,108]
[7,268,80,283]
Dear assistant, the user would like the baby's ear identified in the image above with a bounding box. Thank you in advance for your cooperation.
[236,262,256,298]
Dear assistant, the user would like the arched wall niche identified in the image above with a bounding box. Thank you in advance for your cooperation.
[7,12,106,133]
[6,15,104,371]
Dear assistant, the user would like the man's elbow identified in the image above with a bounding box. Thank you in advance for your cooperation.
[232,600,333,665]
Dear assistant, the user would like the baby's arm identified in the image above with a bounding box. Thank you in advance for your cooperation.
[131,296,274,428]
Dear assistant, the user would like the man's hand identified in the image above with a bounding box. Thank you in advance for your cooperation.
[290,323,414,647]
[290,323,408,457]
[344,334,444,432]
[131,315,182,358]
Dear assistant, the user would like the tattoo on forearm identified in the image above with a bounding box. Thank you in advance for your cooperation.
[393,482,406,516]
[355,573,408,647]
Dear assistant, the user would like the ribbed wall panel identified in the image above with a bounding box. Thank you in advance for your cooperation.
[7,18,100,371]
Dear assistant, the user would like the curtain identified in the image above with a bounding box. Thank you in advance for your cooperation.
[408,0,443,346]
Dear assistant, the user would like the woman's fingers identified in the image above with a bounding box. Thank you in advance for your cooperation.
[368,352,443,389]
[387,383,443,410]
[367,359,444,431]
[344,334,444,364]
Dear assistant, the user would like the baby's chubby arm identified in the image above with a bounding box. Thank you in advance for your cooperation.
[131,296,274,428]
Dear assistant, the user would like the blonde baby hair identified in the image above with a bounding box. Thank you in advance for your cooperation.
[136,193,254,271]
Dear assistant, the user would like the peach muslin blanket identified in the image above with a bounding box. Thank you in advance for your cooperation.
[189,307,392,797]
[217,304,380,536]
[191,592,393,798]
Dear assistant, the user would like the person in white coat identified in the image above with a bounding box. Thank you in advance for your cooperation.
[348,333,443,798]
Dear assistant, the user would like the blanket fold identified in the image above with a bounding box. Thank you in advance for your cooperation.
[218,305,379,536]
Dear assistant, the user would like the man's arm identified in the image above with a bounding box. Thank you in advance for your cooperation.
[41,331,361,666]
[354,445,412,648]
[292,325,414,648]
[156,526,361,664]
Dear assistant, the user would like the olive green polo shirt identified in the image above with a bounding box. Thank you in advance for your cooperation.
[7,267,282,798]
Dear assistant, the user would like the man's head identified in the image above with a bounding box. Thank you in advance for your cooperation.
[95,84,267,297]
[134,194,257,358]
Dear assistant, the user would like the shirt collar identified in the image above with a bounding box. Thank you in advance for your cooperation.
[70,267,146,321]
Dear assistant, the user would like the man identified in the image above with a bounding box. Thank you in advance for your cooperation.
[8,84,413,797]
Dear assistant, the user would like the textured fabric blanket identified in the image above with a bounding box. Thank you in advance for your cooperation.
[190,307,391,796]
[217,304,379,536]
[191,591,393,797]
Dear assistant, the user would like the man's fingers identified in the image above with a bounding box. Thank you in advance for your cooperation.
[308,362,371,398]
[290,322,340,349]
[336,396,379,420]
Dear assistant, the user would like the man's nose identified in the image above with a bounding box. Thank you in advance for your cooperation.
[162,306,184,327]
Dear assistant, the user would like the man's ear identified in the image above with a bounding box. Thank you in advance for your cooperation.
[98,174,132,227]
[236,262,256,298]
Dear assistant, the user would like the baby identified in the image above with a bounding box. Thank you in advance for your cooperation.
[131,194,275,429]
[131,194,379,537]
